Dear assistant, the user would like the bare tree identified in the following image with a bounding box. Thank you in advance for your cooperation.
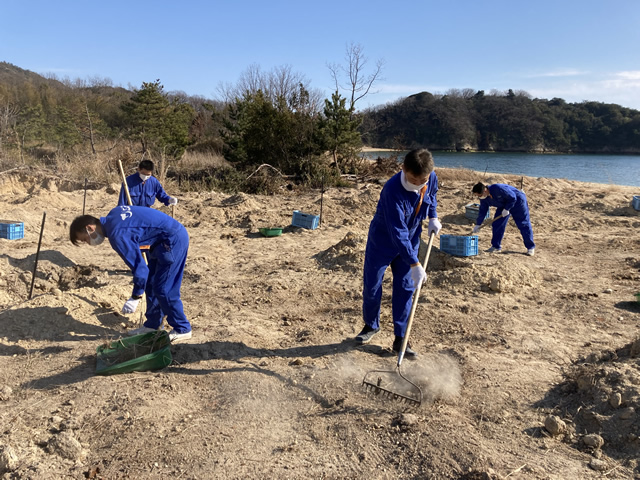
[217,64,324,113]
[328,42,385,115]
[0,98,20,157]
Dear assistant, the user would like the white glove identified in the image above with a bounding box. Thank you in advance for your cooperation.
[410,264,427,286]
[121,298,140,314]
[502,209,510,218]
[427,217,442,236]
[472,225,481,234]
[168,197,178,206]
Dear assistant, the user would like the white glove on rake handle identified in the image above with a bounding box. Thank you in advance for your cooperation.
[410,264,427,286]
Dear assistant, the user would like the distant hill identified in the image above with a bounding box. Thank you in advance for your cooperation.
[0,61,67,88]
[360,89,640,154]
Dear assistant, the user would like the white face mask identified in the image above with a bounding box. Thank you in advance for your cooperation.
[401,170,427,193]
[139,173,151,181]
[87,229,105,246]
[479,193,488,200]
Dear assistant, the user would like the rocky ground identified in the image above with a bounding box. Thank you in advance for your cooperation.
[0,165,639,479]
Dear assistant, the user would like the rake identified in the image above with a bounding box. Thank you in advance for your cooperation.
[362,230,436,407]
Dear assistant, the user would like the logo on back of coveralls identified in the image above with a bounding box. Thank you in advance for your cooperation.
[119,205,133,221]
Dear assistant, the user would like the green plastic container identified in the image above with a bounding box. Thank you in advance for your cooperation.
[96,330,172,375]
[259,227,283,237]
[635,292,640,303]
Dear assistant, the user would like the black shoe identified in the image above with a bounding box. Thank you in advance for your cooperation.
[393,336,417,357]
[355,325,380,344]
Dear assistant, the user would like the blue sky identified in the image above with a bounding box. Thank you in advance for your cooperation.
[2,0,640,110]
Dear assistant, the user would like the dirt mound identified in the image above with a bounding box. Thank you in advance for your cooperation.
[315,232,366,273]
[429,255,541,294]
[536,339,640,469]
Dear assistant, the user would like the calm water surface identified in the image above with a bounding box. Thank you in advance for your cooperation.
[363,151,640,188]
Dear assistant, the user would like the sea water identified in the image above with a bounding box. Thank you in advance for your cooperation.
[362,151,640,188]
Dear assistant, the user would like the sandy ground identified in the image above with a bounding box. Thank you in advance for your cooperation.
[0,166,639,479]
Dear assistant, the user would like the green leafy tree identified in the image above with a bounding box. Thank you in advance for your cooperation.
[319,91,362,174]
[221,88,324,177]
[121,80,194,159]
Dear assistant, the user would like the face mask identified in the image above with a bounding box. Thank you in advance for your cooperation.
[401,170,427,193]
[87,229,105,246]
[139,173,151,181]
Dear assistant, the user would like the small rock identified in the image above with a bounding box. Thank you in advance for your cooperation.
[620,407,635,420]
[50,415,64,425]
[609,392,622,408]
[0,445,19,473]
[291,359,303,366]
[0,386,12,401]
[544,415,566,436]
[47,431,87,461]
[588,458,607,471]
[603,288,612,294]
[399,413,419,426]
[583,433,604,448]
[52,288,63,297]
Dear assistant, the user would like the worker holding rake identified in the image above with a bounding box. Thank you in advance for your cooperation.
[118,159,178,208]
[355,148,441,357]
[471,182,535,256]
[69,205,192,343]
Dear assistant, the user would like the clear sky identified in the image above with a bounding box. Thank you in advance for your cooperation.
[2,0,640,110]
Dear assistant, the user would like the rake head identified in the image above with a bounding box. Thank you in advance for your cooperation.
[362,369,422,407]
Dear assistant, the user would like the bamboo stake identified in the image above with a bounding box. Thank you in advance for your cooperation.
[28,212,46,300]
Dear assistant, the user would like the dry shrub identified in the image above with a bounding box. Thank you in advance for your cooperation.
[176,151,229,174]
[365,154,402,178]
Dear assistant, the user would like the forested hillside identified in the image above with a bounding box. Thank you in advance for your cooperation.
[360,89,640,153]
[1,62,639,191]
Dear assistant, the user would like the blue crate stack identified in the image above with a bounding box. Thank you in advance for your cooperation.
[464,203,491,221]
[440,234,478,257]
[291,210,319,230]
[0,221,24,240]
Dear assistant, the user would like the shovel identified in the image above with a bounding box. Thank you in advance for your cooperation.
[362,230,436,407]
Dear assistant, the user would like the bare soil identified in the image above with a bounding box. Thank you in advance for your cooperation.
[0,166,639,479]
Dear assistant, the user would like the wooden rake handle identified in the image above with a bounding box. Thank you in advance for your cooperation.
[397,230,435,366]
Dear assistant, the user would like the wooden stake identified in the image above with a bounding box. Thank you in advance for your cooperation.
[28,212,46,300]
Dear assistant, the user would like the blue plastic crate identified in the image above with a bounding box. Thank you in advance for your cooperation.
[464,203,491,221]
[632,196,640,211]
[440,234,478,257]
[0,220,24,240]
[291,210,319,230]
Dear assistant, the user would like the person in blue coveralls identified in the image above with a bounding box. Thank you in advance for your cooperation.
[69,205,192,343]
[471,182,535,256]
[118,159,178,208]
[355,148,442,357]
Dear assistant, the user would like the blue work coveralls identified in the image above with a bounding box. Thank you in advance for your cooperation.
[476,183,535,250]
[118,174,171,207]
[101,205,191,333]
[362,170,438,337]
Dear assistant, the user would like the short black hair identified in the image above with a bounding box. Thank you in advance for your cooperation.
[138,160,154,171]
[69,215,99,246]
[403,149,434,176]
[472,182,485,194]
